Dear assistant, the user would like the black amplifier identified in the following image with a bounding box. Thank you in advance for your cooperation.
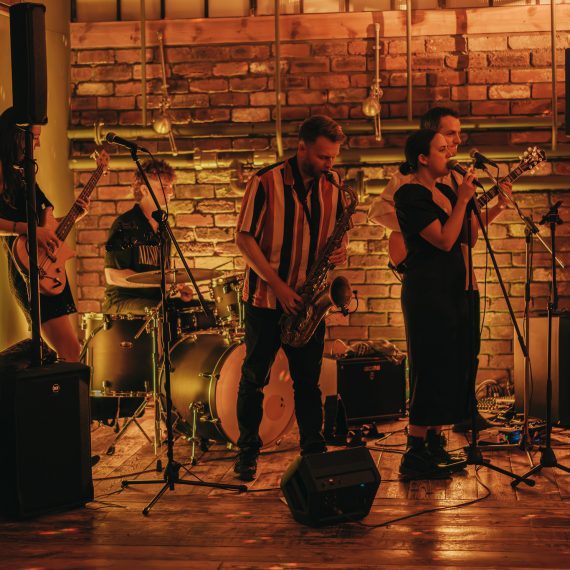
[320,354,407,423]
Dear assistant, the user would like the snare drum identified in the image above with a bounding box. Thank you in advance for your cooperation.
[210,274,243,326]
[81,312,156,396]
[171,303,217,340]
[165,332,294,448]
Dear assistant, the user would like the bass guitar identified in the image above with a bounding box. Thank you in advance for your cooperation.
[13,150,110,296]
[388,146,546,270]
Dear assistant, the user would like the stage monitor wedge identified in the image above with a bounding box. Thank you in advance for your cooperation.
[10,3,48,125]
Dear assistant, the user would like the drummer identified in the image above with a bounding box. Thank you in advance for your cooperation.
[103,158,194,315]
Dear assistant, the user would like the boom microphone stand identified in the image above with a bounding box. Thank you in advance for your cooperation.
[463,188,534,486]
[512,201,570,487]
[120,147,246,515]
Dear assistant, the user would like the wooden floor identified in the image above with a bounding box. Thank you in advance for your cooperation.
[2,407,570,569]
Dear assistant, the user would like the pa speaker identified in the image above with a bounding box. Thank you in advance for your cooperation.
[280,447,380,527]
[9,3,48,125]
[514,315,570,426]
[0,362,94,518]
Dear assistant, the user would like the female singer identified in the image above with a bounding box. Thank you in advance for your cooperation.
[394,129,478,478]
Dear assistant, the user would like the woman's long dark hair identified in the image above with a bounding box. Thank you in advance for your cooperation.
[399,129,438,176]
[0,107,26,208]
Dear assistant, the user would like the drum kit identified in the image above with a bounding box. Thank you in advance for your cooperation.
[81,268,295,460]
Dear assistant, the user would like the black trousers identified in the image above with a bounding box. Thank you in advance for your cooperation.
[237,303,326,454]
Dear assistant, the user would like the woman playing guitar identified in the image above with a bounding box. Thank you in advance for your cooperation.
[0,107,91,362]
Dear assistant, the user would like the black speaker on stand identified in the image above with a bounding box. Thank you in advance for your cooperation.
[9,2,48,125]
[280,447,381,527]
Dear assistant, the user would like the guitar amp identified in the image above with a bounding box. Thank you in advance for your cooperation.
[320,354,407,423]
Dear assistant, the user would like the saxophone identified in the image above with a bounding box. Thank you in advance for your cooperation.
[280,171,358,348]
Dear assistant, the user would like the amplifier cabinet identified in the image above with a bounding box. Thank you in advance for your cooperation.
[514,314,570,426]
[0,362,94,518]
[320,355,406,423]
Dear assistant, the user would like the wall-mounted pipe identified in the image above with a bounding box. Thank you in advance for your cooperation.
[68,145,570,170]
[67,117,560,142]
[550,0,558,151]
[140,0,147,126]
[274,0,284,159]
[406,0,412,122]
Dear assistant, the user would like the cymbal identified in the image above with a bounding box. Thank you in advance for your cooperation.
[125,267,223,286]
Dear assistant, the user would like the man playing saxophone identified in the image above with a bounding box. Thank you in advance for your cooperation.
[234,115,349,481]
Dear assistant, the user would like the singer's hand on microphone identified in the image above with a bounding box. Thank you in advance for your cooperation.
[457,167,477,205]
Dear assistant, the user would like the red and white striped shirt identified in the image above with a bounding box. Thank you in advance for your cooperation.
[237,155,347,310]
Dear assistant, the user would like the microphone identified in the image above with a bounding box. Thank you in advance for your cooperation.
[469,148,498,168]
[446,160,484,189]
[105,132,149,153]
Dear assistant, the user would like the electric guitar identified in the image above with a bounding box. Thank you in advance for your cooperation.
[388,146,546,270]
[13,150,110,296]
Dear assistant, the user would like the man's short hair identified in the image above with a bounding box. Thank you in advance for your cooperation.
[298,115,345,144]
[132,158,175,202]
[420,107,460,131]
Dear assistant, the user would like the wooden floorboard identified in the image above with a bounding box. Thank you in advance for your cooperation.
[2,408,570,569]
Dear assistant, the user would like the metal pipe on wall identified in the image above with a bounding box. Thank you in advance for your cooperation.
[550,0,558,151]
[140,0,147,126]
[274,0,284,159]
[67,117,558,142]
[406,0,413,122]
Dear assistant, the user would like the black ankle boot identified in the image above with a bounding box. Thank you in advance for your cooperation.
[426,431,467,473]
[399,435,450,479]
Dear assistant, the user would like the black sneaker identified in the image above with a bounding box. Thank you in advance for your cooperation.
[234,452,258,482]
[426,432,467,473]
[399,446,452,480]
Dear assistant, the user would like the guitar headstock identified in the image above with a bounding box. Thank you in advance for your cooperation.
[90,149,111,173]
[518,146,546,175]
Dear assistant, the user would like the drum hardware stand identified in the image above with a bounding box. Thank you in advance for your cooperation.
[512,201,570,487]
[120,148,246,515]
[462,180,534,486]
[187,401,206,466]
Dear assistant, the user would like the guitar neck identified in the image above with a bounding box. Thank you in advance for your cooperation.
[476,164,524,208]
[55,164,104,241]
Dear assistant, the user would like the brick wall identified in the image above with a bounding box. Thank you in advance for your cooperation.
[69,10,570,384]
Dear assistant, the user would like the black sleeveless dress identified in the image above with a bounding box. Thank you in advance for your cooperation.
[394,182,477,426]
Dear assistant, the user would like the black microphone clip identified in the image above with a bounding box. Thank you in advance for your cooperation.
[469,148,498,169]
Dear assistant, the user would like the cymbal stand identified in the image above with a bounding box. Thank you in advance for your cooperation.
[512,201,570,488]
[121,148,246,515]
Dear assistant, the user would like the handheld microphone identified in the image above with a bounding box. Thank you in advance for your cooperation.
[446,160,484,189]
[105,132,149,153]
[469,148,498,168]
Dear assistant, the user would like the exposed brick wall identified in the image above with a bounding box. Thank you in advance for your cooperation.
[69,13,570,384]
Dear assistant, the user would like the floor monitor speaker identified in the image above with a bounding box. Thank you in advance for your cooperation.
[280,447,380,527]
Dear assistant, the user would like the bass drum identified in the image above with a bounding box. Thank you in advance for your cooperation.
[166,333,295,448]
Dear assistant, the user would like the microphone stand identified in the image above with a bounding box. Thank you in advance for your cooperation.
[463,189,535,486]
[479,163,565,455]
[120,148,246,515]
[512,202,570,487]
[21,126,43,366]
